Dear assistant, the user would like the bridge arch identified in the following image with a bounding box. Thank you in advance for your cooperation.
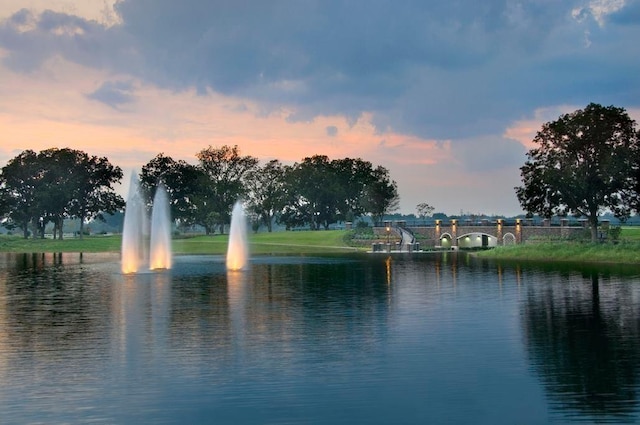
[439,233,453,249]
[503,232,516,246]
[457,232,498,248]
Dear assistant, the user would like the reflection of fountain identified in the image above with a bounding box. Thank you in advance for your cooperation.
[149,184,172,270]
[121,174,147,274]
[226,201,249,271]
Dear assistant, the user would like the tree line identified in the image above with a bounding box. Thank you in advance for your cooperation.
[0,145,400,238]
[139,145,399,234]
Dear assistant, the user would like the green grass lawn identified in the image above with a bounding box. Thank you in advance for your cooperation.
[620,226,640,241]
[0,234,123,253]
[476,240,640,265]
[2,227,640,264]
[476,227,640,265]
[0,230,362,255]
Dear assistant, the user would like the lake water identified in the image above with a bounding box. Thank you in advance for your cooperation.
[0,252,639,424]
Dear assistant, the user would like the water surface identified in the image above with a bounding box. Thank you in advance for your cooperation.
[0,252,639,424]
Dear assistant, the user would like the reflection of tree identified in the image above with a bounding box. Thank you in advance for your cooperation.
[523,272,640,421]
[2,253,109,353]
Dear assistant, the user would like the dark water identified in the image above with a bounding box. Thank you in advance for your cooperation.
[0,252,639,424]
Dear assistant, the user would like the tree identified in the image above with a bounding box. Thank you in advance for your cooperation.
[196,145,259,234]
[279,156,400,230]
[140,153,204,229]
[332,157,376,222]
[245,159,287,232]
[68,153,124,239]
[0,150,42,238]
[629,128,640,214]
[362,165,400,225]
[283,155,343,230]
[515,103,640,242]
[1,148,123,239]
[416,203,435,219]
[36,148,81,239]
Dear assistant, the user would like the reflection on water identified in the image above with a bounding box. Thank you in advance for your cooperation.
[0,252,639,424]
[523,270,640,422]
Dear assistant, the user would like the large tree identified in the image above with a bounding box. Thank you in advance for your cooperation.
[0,148,123,239]
[362,165,400,225]
[196,145,259,234]
[516,103,640,242]
[332,157,377,222]
[280,156,400,230]
[287,155,342,230]
[245,159,287,232]
[37,148,81,239]
[68,153,124,239]
[0,150,42,238]
[140,153,205,229]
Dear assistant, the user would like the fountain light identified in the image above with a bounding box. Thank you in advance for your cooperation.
[226,201,249,271]
[149,183,172,270]
[121,173,147,274]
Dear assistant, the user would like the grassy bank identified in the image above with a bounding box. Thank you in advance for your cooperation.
[3,227,640,264]
[476,241,640,265]
[0,230,362,255]
[476,226,640,265]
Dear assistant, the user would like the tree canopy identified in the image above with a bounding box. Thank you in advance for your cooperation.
[279,155,399,230]
[196,145,259,234]
[0,148,124,239]
[245,159,287,232]
[140,153,205,230]
[2,144,401,236]
[515,103,640,242]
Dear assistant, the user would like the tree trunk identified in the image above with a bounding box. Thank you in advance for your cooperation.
[589,213,598,243]
[31,220,38,239]
[79,216,85,240]
[58,217,64,240]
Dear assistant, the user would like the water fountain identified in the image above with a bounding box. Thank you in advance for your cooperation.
[121,174,172,274]
[121,173,147,274]
[226,201,249,271]
[149,183,172,270]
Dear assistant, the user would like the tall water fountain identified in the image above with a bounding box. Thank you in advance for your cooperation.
[226,201,249,271]
[121,173,148,274]
[149,184,172,270]
[121,174,172,273]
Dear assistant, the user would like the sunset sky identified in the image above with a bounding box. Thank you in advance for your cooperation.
[1,0,639,216]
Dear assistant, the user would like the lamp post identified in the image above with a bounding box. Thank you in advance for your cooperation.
[386,223,391,252]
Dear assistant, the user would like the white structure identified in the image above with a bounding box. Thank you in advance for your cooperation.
[456,232,498,249]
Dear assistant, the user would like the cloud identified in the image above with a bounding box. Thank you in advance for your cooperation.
[0,0,639,204]
[575,0,627,26]
[86,80,135,108]
[325,125,338,137]
[5,2,634,126]
[609,0,640,24]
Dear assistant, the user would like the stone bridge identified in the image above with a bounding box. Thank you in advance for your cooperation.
[375,219,591,249]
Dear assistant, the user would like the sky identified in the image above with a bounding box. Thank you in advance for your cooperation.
[1,0,639,216]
